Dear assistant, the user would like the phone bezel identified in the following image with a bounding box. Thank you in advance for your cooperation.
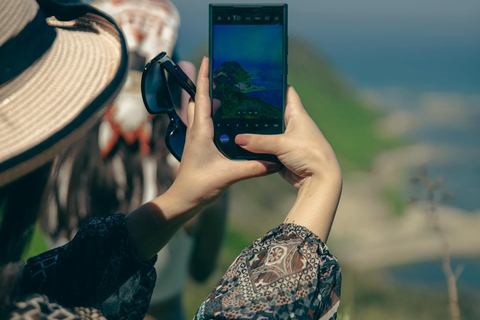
[209,3,288,162]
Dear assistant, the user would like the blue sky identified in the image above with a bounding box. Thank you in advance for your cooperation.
[173,0,480,93]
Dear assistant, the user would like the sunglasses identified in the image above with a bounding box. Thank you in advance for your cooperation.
[141,52,196,161]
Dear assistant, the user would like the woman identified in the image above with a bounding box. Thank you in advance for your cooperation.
[0,0,342,319]
[38,1,230,319]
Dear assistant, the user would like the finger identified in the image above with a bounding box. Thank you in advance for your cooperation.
[187,98,195,128]
[284,85,308,125]
[228,160,281,182]
[286,85,303,106]
[194,57,211,124]
[235,133,283,155]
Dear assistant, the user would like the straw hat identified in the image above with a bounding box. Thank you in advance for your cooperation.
[0,0,128,187]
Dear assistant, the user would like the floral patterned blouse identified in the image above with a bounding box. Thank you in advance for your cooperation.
[194,223,342,320]
[6,216,341,320]
[8,214,156,320]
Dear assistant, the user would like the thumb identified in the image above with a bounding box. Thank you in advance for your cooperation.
[235,133,283,155]
[227,159,281,183]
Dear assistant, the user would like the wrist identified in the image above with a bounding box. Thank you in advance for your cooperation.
[285,170,342,242]
[311,163,342,191]
[297,173,342,207]
[151,184,202,222]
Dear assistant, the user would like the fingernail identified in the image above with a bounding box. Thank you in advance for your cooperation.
[235,134,249,146]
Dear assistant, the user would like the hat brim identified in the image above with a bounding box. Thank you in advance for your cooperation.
[0,11,128,187]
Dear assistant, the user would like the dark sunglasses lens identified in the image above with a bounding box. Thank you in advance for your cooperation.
[166,119,186,161]
[144,62,170,113]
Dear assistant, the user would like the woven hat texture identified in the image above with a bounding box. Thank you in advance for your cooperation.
[0,0,128,187]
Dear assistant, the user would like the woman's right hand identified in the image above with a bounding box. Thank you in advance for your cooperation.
[235,86,342,241]
[235,86,342,191]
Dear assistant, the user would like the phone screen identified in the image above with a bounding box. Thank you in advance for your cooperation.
[210,4,287,161]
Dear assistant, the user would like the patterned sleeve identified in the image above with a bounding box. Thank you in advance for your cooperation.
[194,223,342,320]
[20,213,157,320]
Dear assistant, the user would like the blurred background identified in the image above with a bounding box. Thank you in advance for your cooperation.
[22,0,479,319]
[171,0,480,319]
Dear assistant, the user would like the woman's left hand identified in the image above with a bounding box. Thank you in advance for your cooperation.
[127,57,278,261]
[166,57,279,211]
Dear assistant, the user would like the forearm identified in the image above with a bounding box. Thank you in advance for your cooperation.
[284,171,342,243]
[125,184,204,261]
[126,56,275,261]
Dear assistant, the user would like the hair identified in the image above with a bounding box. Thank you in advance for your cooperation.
[0,163,52,264]
[38,53,183,242]
[0,163,52,315]
[38,114,174,242]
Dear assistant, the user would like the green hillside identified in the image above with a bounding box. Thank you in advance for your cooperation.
[184,38,397,318]
[288,38,396,173]
[200,38,397,233]
[191,38,396,173]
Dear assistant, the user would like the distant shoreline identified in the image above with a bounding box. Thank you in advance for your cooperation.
[331,144,480,271]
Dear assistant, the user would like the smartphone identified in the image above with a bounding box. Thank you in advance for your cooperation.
[209,4,288,162]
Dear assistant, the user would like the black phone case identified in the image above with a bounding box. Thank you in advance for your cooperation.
[209,4,288,163]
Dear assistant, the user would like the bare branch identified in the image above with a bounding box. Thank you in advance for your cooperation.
[411,165,461,320]
[454,265,464,280]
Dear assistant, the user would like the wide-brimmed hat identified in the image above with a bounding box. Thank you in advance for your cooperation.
[0,0,128,187]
